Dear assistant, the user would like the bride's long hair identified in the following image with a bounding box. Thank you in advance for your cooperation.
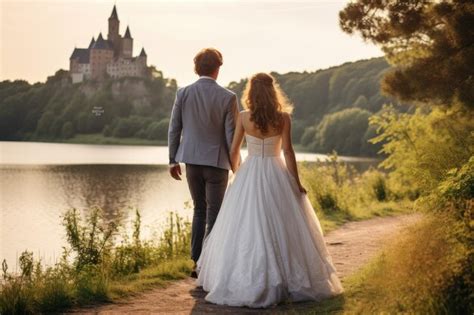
[242,73,293,134]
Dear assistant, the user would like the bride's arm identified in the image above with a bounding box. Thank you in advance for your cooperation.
[229,112,245,173]
[282,113,306,193]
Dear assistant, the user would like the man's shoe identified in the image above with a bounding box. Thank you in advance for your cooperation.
[190,263,198,278]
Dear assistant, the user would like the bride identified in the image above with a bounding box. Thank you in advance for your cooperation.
[196,73,343,308]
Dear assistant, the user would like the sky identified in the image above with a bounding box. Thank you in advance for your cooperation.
[0,0,383,87]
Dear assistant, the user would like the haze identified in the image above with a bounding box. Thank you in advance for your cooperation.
[0,0,382,86]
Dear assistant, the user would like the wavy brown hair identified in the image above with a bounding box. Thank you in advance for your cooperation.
[242,73,293,134]
[194,48,223,76]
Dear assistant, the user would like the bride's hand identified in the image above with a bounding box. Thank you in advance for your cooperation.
[298,184,307,194]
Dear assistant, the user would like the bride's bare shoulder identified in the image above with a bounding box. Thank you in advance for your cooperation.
[239,110,250,120]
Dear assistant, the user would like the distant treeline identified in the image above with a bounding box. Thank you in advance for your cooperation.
[0,67,176,143]
[229,57,410,156]
[0,58,409,156]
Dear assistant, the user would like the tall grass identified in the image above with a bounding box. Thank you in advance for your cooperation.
[316,107,474,314]
[0,208,191,314]
[340,211,472,314]
[300,153,411,231]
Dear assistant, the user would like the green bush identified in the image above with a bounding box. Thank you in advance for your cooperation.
[61,121,75,139]
[0,208,192,314]
[299,153,406,231]
[315,108,372,156]
[63,207,116,270]
[146,118,169,141]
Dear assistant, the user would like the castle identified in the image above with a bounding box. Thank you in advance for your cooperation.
[69,5,148,83]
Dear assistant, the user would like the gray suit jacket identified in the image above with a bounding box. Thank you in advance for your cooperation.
[168,77,238,170]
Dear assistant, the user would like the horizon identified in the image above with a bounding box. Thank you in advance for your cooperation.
[1,0,383,87]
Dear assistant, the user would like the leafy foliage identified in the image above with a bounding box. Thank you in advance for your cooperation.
[370,105,473,197]
[0,69,177,142]
[0,208,191,314]
[340,1,474,108]
[228,57,405,156]
[300,153,409,232]
[336,1,473,313]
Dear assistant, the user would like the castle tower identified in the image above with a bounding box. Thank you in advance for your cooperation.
[90,33,114,80]
[108,5,120,42]
[122,26,133,58]
[139,47,147,65]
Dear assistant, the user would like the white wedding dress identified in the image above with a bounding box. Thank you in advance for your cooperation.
[196,134,343,308]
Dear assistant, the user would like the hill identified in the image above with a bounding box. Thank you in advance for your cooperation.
[0,67,176,144]
[228,57,409,156]
[0,58,409,156]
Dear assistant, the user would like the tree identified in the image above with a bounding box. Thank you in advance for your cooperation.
[146,118,170,140]
[36,111,55,136]
[315,108,372,156]
[61,121,75,139]
[340,1,474,108]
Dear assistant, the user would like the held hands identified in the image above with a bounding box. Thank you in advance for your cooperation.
[298,183,307,194]
[169,164,182,180]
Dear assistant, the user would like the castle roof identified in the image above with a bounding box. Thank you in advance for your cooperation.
[70,48,90,63]
[109,5,118,20]
[124,26,132,39]
[139,47,147,57]
[92,33,112,50]
[88,37,96,48]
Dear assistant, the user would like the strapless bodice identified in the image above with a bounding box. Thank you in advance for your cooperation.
[245,134,282,157]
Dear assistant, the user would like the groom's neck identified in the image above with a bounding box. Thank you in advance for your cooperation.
[205,69,219,80]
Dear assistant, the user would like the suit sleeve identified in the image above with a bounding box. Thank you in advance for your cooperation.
[168,89,183,164]
[224,94,238,152]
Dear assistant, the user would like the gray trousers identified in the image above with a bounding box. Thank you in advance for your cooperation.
[185,164,228,262]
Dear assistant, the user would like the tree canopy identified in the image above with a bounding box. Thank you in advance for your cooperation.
[340,0,474,108]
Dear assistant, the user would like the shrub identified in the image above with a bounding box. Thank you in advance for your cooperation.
[146,118,169,141]
[63,207,117,270]
[343,213,472,314]
[61,121,75,139]
[0,208,192,314]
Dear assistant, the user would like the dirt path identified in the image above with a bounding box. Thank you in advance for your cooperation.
[69,214,421,315]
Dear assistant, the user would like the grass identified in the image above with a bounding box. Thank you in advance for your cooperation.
[0,155,415,314]
[108,258,192,299]
[322,212,471,314]
[300,153,413,232]
[0,209,193,314]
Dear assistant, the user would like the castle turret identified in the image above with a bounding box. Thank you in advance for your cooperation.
[122,26,133,58]
[108,5,120,42]
[138,47,147,68]
[88,37,96,49]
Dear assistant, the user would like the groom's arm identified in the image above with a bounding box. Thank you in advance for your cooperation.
[224,94,238,151]
[168,89,184,165]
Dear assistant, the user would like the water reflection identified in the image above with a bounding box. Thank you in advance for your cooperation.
[1,164,191,267]
[0,141,379,268]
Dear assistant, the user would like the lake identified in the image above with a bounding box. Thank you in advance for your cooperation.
[0,141,377,268]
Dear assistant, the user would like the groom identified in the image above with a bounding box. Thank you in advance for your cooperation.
[168,48,238,278]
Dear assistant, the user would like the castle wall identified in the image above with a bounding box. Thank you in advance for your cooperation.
[107,57,146,78]
[90,49,114,80]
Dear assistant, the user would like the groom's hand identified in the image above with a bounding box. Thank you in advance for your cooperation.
[169,164,182,180]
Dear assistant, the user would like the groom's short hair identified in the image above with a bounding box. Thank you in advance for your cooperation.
[194,48,223,76]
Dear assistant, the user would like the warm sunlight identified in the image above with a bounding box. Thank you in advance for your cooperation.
[1,1,471,314]
[1,0,382,86]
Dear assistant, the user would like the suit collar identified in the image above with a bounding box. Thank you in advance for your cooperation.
[197,76,217,84]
